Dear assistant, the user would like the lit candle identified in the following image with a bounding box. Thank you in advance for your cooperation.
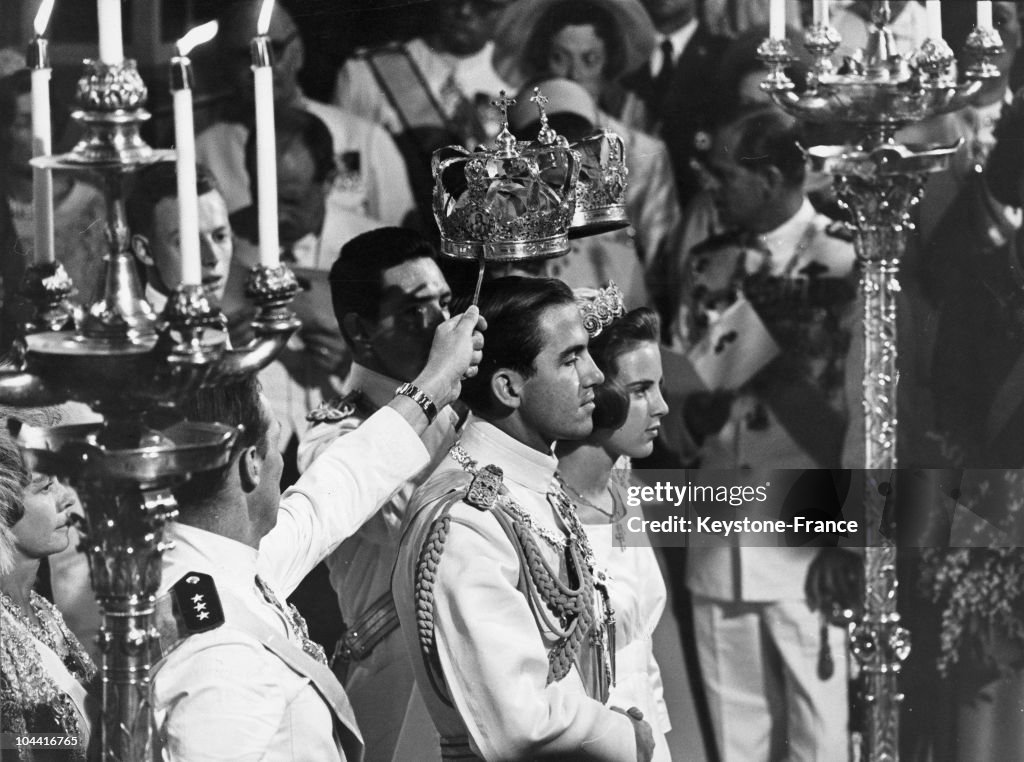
[252,0,279,268]
[814,0,829,27]
[171,21,219,288]
[97,0,123,65]
[977,1,993,29]
[926,0,943,39]
[29,0,55,265]
[769,0,786,40]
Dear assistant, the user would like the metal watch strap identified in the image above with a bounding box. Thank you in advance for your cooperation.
[395,382,438,424]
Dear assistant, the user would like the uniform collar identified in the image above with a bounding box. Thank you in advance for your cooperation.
[457,417,558,493]
[162,523,259,595]
[753,197,816,276]
[342,363,400,410]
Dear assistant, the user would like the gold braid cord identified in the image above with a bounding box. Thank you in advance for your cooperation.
[413,486,600,703]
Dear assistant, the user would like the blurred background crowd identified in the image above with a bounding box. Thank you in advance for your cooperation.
[1,2,1023,760]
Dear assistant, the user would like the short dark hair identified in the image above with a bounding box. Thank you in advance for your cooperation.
[728,107,806,188]
[173,376,270,507]
[524,0,625,83]
[328,227,439,346]
[125,161,220,240]
[243,107,335,193]
[587,307,659,429]
[457,276,576,414]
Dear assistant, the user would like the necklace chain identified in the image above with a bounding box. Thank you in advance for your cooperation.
[555,474,624,521]
[449,443,571,552]
[449,443,562,549]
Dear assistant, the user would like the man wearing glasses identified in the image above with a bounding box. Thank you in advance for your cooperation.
[197,0,418,237]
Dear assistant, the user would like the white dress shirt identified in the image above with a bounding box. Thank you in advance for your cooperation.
[648,18,699,77]
[394,418,638,761]
[151,406,430,761]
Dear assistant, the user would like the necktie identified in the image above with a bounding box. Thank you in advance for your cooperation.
[654,39,674,97]
[255,574,329,665]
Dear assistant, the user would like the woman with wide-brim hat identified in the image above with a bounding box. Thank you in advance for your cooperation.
[493,0,656,116]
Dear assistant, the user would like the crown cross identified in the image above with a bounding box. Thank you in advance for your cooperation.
[491,90,518,157]
[492,91,517,122]
[530,87,559,146]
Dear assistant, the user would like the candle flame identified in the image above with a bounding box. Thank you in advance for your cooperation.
[33,0,55,36]
[257,0,274,35]
[176,20,219,57]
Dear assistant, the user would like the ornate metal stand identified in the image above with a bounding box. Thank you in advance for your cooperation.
[759,3,1002,760]
[1,58,298,761]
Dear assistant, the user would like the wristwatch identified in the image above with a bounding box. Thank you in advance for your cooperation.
[395,382,438,424]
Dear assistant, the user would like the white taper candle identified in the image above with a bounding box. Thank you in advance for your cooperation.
[97,0,124,65]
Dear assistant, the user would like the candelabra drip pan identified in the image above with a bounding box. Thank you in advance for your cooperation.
[769,79,982,136]
[807,141,962,178]
[17,419,239,483]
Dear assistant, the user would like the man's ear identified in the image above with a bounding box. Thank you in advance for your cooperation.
[760,166,785,197]
[491,368,526,409]
[130,234,154,267]
[238,446,262,493]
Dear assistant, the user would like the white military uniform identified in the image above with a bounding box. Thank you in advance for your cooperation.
[297,364,461,762]
[151,406,430,761]
[681,199,862,762]
[333,39,508,138]
[196,93,416,227]
[393,419,638,761]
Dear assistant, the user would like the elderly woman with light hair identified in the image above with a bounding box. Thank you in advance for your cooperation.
[0,415,96,760]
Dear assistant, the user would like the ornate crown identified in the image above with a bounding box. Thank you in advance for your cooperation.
[569,128,629,237]
[576,282,626,338]
[517,88,629,238]
[432,92,580,262]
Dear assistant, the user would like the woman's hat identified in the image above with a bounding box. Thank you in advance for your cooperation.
[493,0,656,89]
[508,77,599,134]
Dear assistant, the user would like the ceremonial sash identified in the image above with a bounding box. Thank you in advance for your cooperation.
[153,590,364,762]
[363,46,454,137]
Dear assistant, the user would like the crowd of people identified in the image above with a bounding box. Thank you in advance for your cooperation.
[1,1,1023,760]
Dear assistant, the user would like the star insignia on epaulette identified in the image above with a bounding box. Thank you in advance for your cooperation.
[171,571,225,634]
[306,390,363,424]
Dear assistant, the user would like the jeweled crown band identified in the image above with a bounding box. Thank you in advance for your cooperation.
[577,282,626,338]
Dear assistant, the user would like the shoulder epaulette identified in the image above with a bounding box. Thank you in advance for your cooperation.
[170,571,225,634]
[306,390,363,425]
[465,464,504,511]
